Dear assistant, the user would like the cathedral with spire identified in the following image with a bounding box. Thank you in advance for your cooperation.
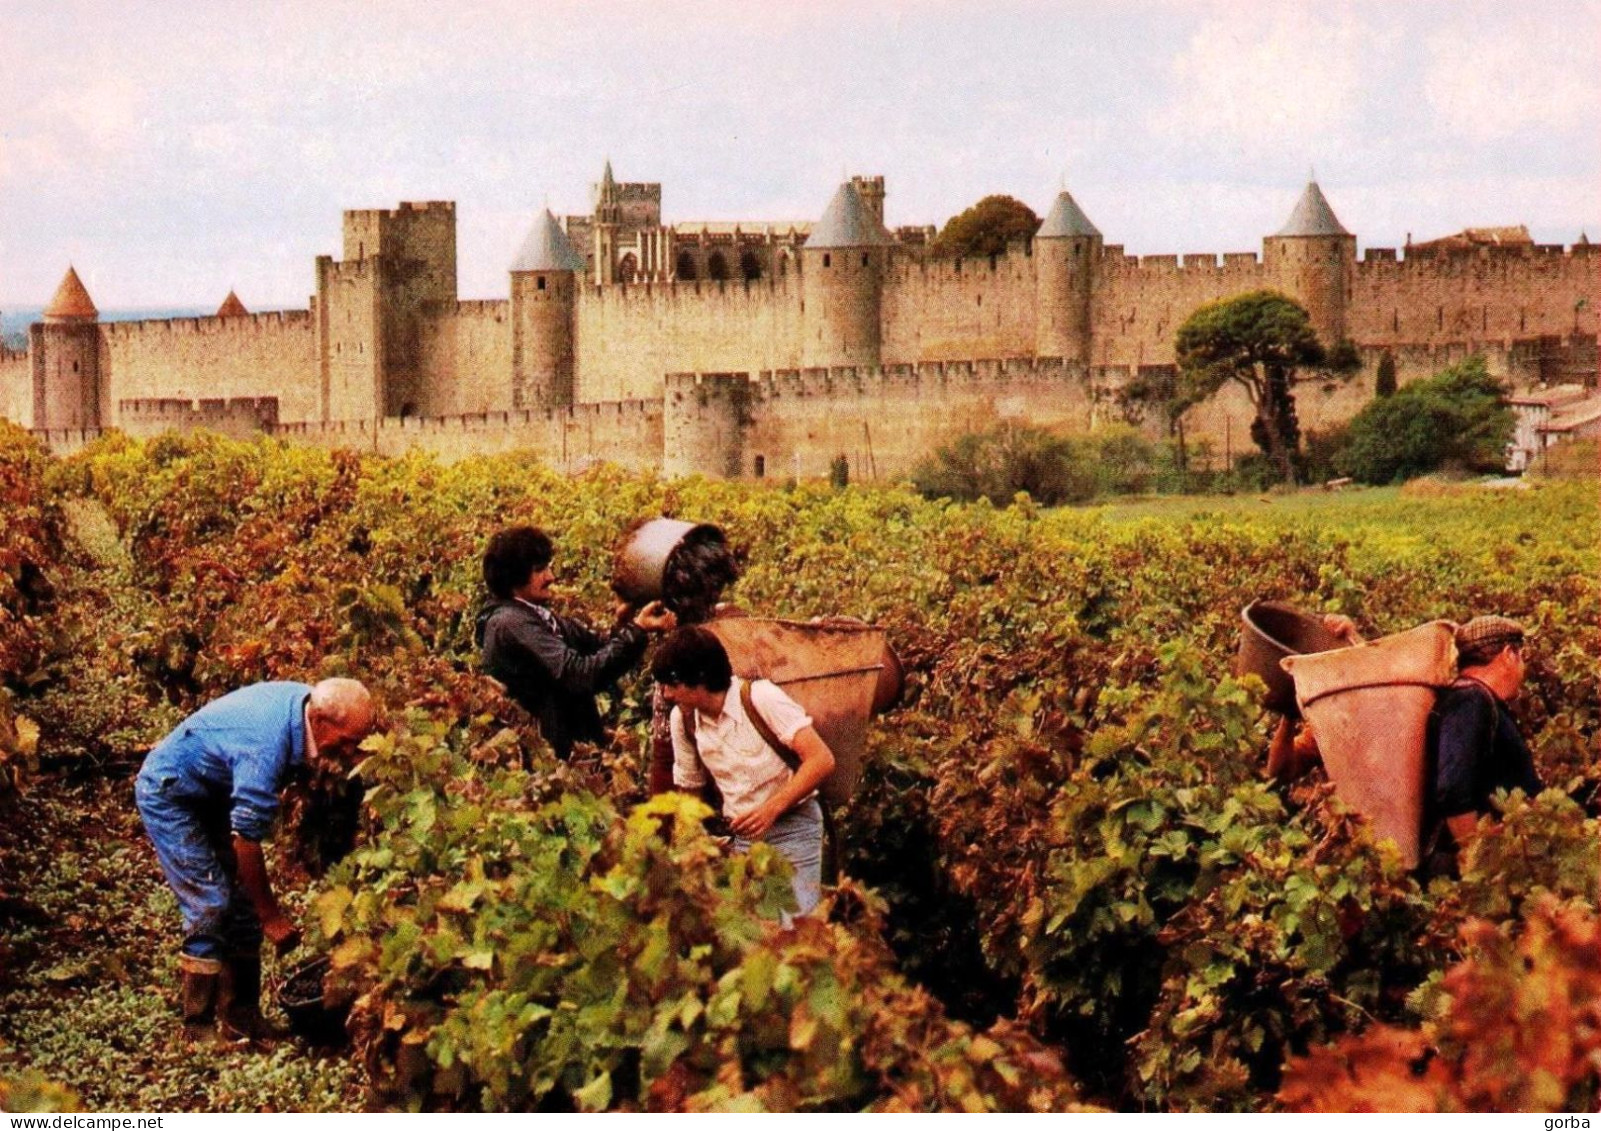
[2,165,1595,478]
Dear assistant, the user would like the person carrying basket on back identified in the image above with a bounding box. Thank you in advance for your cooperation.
[652,625,836,917]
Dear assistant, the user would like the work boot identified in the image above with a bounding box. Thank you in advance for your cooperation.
[178,954,225,1045]
[219,954,291,1046]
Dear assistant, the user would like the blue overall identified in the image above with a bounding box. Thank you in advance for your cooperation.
[134,682,311,959]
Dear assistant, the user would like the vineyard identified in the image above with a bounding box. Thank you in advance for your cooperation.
[0,419,1596,1112]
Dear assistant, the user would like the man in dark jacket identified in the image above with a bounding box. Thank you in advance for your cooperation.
[477,525,674,759]
[1422,615,1543,877]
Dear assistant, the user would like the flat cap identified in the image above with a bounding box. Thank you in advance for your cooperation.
[1455,616,1526,665]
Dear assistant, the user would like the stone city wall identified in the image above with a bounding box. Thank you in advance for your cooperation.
[415,299,515,415]
[272,398,663,471]
[0,345,30,425]
[98,311,318,423]
[1090,248,1273,367]
[573,275,805,403]
[881,243,1038,361]
[117,396,280,440]
[1348,243,1599,348]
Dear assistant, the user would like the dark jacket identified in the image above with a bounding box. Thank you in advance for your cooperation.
[476,598,648,759]
[1421,676,1542,878]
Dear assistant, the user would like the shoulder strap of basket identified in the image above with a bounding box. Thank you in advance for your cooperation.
[745,679,837,880]
[741,680,801,773]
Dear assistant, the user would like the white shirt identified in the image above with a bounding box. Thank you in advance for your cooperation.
[671,677,814,819]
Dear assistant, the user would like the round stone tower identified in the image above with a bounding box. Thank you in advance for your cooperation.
[1263,181,1357,348]
[509,209,586,409]
[31,266,102,431]
[1034,189,1102,362]
[801,181,893,369]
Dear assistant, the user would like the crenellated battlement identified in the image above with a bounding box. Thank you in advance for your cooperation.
[347,200,456,223]
[455,298,509,319]
[319,256,378,284]
[117,395,280,439]
[890,241,1036,285]
[99,309,314,340]
[723,355,1084,402]
[1353,246,1600,280]
[583,272,800,310]
[1400,240,1594,262]
[271,398,661,436]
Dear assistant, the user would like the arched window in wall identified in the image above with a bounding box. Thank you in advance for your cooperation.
[708,252,729,281]
[619,253,638,283]
[676,252,698,281]
[740,251,762,281]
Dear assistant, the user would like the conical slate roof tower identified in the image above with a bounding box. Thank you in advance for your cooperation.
[805,182,894,249]
[1037,191,1101,239]
[1275,181,1351,237]
[511,209,588,273]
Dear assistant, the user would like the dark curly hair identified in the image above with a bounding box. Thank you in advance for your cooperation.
[482,525,554,599]
[650,625,733,692]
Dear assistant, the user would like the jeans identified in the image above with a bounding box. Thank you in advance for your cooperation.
[134,774,262,959]
[734,797,823,917]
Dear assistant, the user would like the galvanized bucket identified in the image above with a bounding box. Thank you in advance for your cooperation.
[704,616,890,807]
[611,518,728,606]
[1281,621,1458,868]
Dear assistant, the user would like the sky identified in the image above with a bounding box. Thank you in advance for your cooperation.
[2,0,1597,308]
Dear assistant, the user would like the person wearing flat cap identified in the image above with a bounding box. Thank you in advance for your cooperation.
[1421,616,1543,878]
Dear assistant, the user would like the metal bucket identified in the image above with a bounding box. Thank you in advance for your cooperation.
[704,617,888,807]
[1236,600,1348,717]
[1281,621,1457,869]
[611,518,730,606]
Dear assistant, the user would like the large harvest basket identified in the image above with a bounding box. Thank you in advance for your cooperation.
[1281,621,1458,868]
[703,617,887,807]
[1236,600,1349,718]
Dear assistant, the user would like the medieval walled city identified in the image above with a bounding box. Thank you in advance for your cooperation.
[3,163,1597,480]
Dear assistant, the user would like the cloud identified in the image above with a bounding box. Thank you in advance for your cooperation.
[1423,11,1600,143]
[1146,6,1393,170]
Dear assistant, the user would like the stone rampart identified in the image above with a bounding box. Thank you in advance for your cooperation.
[882,242,1037,361]
[272,399,662,470]
[574,275,804,402]
[99,310,319,423]
[1348,242,1599,347]
[671,357,1100,481]
[118,396,280,439]
[27,427,103,456]
[0,345,30,425]
[415,299,514,415]
[1091,247,1272,366]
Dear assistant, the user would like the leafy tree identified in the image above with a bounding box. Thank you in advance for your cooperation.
[1171,291,1347,482]
[1374,350,1398,398]
[1334,356,1514,484]
[929,195,1040,259]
